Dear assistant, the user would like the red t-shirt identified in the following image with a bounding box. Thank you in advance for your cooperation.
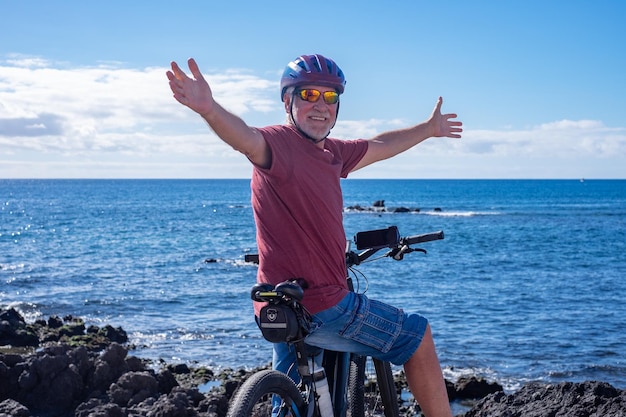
[251,124,368,314]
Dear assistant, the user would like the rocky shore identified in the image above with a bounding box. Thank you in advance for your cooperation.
[1,308,625,417]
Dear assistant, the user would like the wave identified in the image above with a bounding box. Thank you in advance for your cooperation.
[344,208,500,217]
[442,365,526,393]
[548,364,626,388]
[0,301,43,323]
[425,211,500,217]
[0,262,27,272]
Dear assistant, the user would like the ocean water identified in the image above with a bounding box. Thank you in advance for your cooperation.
[1,179,625,392]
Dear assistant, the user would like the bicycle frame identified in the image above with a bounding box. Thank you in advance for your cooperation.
[259,245,402,417]
[319,269,394,417]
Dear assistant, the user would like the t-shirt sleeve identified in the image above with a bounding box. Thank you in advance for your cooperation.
[254,125,292,181]
[335,139,369,178]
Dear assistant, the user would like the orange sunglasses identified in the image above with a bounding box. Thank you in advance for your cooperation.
[296,89,340,104]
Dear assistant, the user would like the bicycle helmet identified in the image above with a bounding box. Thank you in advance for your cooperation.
[280,54,346,101]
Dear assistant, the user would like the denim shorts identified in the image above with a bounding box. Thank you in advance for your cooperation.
[304,291,428,365]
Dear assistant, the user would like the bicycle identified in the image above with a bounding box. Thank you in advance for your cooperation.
[227,226,444,417]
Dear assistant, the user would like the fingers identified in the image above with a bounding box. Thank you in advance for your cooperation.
[166,62,186,99]
[433,96,443,114]
[187,58,199,72]
[167,58,206,87]
[187,58,206,82]
[447,114,463,136]
[436,97,463,138]
[447,117,463,138]
[166,63,183,92]
[168,61,186,80]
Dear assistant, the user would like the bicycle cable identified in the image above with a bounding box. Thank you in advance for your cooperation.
[347,266,370,294]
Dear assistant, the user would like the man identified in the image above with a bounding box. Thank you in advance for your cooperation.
[167,54,462,417]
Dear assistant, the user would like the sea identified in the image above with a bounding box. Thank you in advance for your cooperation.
[1,179,625,393]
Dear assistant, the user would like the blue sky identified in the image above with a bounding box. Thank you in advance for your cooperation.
[1,1,625,178]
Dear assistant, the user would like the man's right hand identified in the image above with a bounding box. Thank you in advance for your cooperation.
[166,57,271,168]
[167,58,214,117]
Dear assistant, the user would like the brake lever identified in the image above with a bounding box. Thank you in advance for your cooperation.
[388,246,427,261]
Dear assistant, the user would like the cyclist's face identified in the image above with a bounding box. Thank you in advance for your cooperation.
[285,84,338,142]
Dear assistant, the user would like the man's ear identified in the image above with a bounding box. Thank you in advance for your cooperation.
[283,94,292,112]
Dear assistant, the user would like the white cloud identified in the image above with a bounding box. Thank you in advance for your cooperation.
[459,121,626,159]
[0,58,279,156]
[333,118,406,140]
[1,57,624,178]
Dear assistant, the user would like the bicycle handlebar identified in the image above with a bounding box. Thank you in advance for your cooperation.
[244,227,444,267]
[349,228,444,265]
[401,230,444,245]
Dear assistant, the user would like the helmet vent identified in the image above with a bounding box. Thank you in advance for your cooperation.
[312,55,323,73]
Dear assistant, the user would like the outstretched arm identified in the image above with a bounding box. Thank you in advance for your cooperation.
[352,97,462,171]
[166,58,270,168]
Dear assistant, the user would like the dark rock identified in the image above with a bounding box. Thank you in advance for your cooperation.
[345,204,368,211]
[59,322,86,338]
[1,308,128,351]
[463,381,626,417]
[158,368,180,394]
[223,379,240,399]
[68,345,93,378]
[450,376,503,400]
[3,308,626,417]
[127,354,146,371]
[0,399,31,417]
[85,342,136,394]
[170,363,191,374]
[0,353,23,368]
[0,309,39,347]
[16,345,84,415]
[203,389,230,417]
[391,207,411,213]
[129,385,209,417]
[99,324,129,344]
[344,202,425,213]
[75,398,125,417]
[47,315,63,328]
[100,340,128,368]
[0,309,24,328]
[108,370,160,407]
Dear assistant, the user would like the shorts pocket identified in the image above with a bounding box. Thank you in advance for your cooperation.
[339,296,403,353]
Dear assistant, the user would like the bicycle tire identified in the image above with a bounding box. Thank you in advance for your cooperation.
[347,355,400,417]
[227,369,305,417]
[373,359,399,417]
[347,355,366,417]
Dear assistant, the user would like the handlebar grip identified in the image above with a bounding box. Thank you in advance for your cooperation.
[402,230,444,245]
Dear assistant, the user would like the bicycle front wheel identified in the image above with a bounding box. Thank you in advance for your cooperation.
[227,369,305,417]
[348,355,400,417]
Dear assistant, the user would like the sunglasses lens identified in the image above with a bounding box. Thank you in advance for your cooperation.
[299,89,321,102]
[322,91,339,104]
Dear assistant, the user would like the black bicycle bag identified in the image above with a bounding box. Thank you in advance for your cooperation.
[258,303,300,343]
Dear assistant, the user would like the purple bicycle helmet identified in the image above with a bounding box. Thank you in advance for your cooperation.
[280,54,346,101]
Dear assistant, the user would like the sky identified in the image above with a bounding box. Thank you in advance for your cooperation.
[1,1,625,179]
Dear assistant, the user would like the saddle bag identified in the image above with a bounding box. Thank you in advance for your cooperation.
[258,303,300,343]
